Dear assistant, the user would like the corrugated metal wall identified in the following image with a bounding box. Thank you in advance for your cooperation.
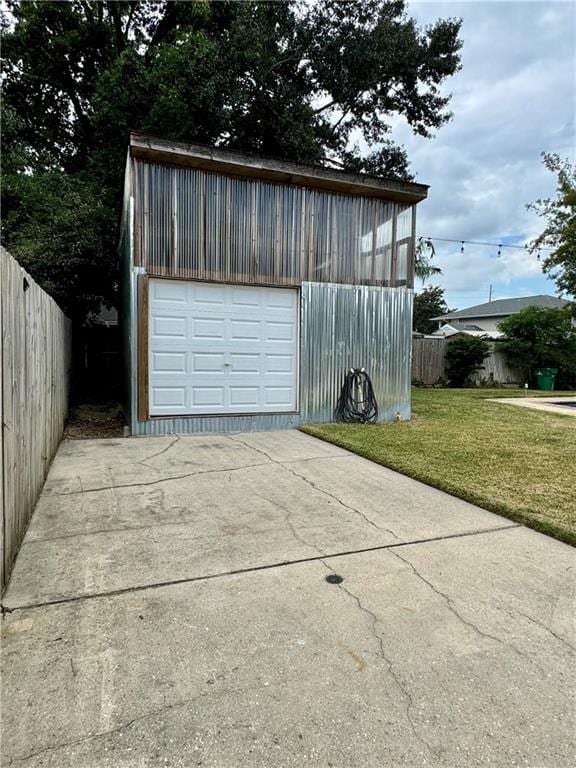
[300,283,413,423]
[130,282,412,434]
[134,160,414,289]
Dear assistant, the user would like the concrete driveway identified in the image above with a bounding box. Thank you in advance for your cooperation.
[2,430,575,767]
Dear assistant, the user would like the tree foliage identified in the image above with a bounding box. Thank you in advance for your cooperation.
[445,335,491,387]
[413,286,450,334]
[414,237,442,282]
[528,153,576,299]
[498,306,576,386]
[1,0,462,321]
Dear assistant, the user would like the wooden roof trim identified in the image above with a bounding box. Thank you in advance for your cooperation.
[129,133,428,204]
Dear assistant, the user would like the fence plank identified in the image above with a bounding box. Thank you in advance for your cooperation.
[0,247,71,593]
[411,336,521,385]
[469,346,521,384]
[411,337,447,384]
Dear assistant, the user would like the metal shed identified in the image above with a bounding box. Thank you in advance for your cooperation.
[119,133,428,435]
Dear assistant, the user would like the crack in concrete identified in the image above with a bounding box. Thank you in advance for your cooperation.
[257,493,325,556]
[510,606,576,653]
[99,435,182,472]
[318,558,441,758]
[282,462,400,538]
[4,685,246,765]
[228,436,400,540]
[142,434,181,463]
[389,549,548,673]
[23,518,221,545]
[44,460,272,497]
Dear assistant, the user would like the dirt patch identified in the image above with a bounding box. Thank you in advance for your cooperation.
[65,403,125,439]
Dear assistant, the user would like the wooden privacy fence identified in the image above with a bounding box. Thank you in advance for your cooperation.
[468,346,522,385]
[411,337,447,384]
[1,247,71,593]
[411,336,521,385]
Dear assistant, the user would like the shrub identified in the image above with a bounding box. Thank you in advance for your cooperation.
[498,306,576,387]
[445,336,491,387]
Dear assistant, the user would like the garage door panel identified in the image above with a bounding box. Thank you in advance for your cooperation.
[152,387,187,409]
[264,354,294,374]
[151,352,187,373]
[192,352,225,372]
[230,319,261,341]
[229,386,261,407]
[265,291,296,310]
[191,387,225,408]
[149,280,298,416]
[230,286,264,308]
[229,353,261,373]
[265,320,295,342]
[190,284,227,308]
[152,316,187,338]
[152,281,187,303]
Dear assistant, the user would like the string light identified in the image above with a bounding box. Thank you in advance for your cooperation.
[419,235,554,254]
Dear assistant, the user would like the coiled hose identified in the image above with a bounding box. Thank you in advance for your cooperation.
[335,368,378,424]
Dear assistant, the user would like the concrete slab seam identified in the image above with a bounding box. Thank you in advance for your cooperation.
[2,523,521,614]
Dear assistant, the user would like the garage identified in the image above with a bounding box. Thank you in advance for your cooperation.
[122,134,427,434]
[149,279,299,416]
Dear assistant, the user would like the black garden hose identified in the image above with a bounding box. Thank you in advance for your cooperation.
[335,368,378,424]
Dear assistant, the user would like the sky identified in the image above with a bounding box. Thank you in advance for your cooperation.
[392,0,575,310]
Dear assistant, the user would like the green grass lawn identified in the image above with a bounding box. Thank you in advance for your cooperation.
[302,389,576,546]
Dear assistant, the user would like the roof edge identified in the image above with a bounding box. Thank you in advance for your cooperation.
[129,133,429,204]
[431,311,513,321]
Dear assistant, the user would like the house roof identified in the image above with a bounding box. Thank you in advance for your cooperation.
[432,294,570,322]
[432,323,503,340]
[129,133,429,204]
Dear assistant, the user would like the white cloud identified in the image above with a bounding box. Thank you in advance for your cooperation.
[398,1,575,307]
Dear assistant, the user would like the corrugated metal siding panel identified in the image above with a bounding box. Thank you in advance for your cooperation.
[134,160,414,288]
[300,283,412,423]
[132,412,302,435]
[130,283,412,434]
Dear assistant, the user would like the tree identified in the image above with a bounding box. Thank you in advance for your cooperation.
[1,0,462,321]
[414,237,442,282]
[445,336,491,387]
[498,306,576,387]
[528,153,576,298]
[413,286,450,334]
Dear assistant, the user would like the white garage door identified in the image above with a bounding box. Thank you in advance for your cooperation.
[149,279,299,416]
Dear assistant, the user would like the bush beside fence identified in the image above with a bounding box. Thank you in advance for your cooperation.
[412,336,521,386]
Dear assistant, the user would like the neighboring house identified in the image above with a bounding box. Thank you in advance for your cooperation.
[119,133,428,435]
[428,295,571,385]
[432,295,570,335]
[432,323,504,340]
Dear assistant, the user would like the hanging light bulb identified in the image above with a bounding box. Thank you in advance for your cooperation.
[537,250,541,261]
[460,241,465,253]
[497,244,502,257]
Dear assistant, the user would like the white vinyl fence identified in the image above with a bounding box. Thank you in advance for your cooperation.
[1,247,71,592]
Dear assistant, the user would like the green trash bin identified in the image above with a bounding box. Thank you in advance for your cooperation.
[535,368,558,391]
